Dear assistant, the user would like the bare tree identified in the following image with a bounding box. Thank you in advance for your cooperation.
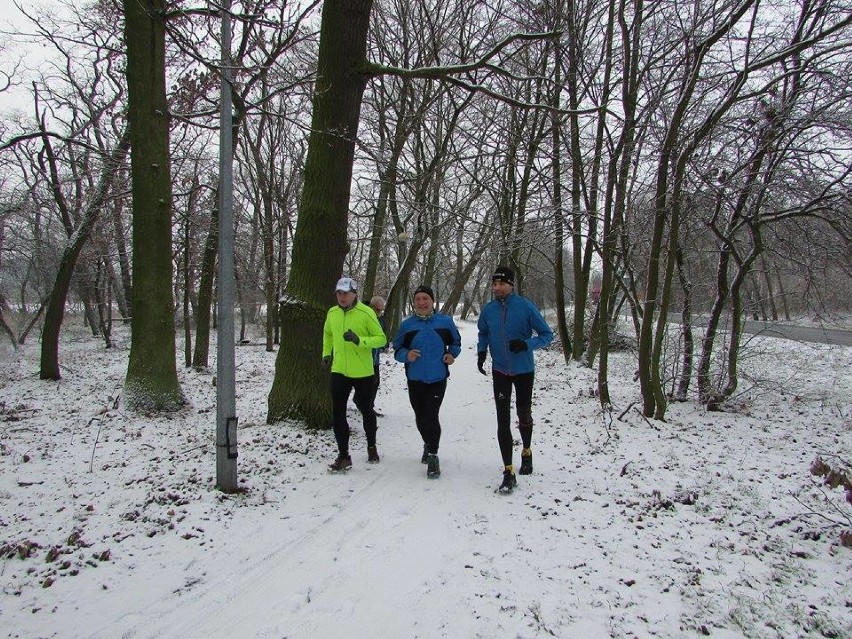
[267,0,375,427]
[39,132,129,378]
[122,0,183,410]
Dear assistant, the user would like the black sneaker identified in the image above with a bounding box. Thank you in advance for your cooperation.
[328,454,352,472]
[426,454,441,478]
[519,451,533,475]
[421,445,429,464]
[498,469,517,493]
[367,445,380,463]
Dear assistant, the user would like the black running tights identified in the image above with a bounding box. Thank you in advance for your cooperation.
[407,379,447,455]
[330,372,377,455]
[492,371,534,466]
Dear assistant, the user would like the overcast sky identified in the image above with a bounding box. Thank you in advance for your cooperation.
[1,0,63,114]
[1,0,35,31]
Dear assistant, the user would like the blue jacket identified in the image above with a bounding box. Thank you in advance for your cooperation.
[477,292,553,375]
[393,313,462,383]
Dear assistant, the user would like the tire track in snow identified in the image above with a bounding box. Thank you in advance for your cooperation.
[109,460,395,638]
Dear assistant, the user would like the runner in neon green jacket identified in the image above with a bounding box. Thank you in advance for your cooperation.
[322,301,386,377]
[323,277,387,471]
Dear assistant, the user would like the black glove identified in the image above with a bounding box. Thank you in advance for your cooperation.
[477,351,487,375]
[322,355,333,370]
[508,339,528,353]
[343,329,360,346]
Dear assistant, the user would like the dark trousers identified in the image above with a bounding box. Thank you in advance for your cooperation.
[492,371,534,466]
[407,379,447,455]
[369,363,380,409]
[330,373,377,456]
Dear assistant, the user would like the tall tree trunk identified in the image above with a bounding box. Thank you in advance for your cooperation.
[760,255,779,321]
[597,0,632,405]
[181,176,203,367]
[267,0,374,427]
[182,204,193,367]
[39,135,130,379]
[192,205,218,368]
[722,233,764,400]
[0,224,17,348]
[551,2,570,363]
[122,0,183,410]
[94,258,113,349]
[674,244,694,402]
[112,193,133,321]
[650,170,687,419]
[772,257,791,321]
[263,191,276,351]
[566,0,588,363]
[77,277,100,337]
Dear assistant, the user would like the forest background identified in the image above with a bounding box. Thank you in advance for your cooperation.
[0,0,850,429]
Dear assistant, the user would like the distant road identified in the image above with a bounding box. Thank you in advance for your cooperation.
[739,320,852,346]
[679,315,852,347]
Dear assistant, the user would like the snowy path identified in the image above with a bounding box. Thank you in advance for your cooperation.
[108,332,566,639]
[2,320,849,639]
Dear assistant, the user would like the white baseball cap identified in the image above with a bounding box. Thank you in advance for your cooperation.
[335,277,357,292]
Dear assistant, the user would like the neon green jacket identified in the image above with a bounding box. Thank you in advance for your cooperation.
[322,301,387,378]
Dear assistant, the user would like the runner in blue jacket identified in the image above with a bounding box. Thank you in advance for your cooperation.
[393,285,462,478]
[477,265,553,492]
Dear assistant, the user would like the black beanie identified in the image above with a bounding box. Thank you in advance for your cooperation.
[413,285,435,301]
[492,265,515,286]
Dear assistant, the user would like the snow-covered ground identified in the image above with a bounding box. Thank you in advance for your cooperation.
[1,318,850,638]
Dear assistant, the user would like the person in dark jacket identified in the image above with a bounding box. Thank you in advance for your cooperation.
[393,285,462,478]
[477,265,553,492]
[368,296,388,416]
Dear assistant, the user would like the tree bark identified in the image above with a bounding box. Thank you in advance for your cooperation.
[192,204,218,368]
[267,0,374,427]
[122,0,183,410]
[549,1,570,363]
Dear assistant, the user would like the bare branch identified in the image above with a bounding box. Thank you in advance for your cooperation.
[365,30,561,78]
[359,29,605,115]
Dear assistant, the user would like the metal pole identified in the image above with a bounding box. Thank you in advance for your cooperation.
[216,0,238,491]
